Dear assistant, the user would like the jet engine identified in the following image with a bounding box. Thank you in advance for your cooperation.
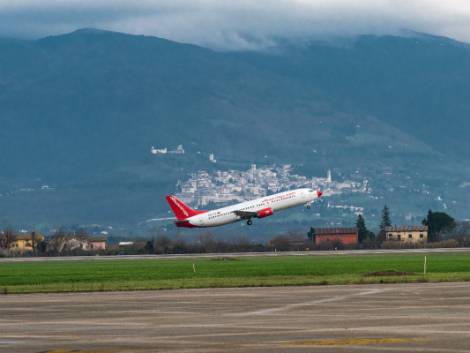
[257,208,273,218]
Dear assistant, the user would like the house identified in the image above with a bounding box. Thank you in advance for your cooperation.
[385,225,428,243]
[8,232,45,254]
[46,235,107,254]
[88,237,107,251]
[314,228,358,247]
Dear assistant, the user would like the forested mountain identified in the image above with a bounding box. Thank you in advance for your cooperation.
[1,29,469,234]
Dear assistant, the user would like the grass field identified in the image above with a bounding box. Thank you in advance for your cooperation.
[1,253,470,294]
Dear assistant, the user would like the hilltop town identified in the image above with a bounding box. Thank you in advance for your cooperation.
[176,164,370,209]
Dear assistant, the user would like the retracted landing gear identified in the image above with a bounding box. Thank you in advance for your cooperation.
[247,219,253,226]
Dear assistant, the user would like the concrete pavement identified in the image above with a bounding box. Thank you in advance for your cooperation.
[1,282,470,352]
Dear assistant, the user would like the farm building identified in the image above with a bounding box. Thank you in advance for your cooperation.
[8,232,45,254]
[88,237,107,251]
[385,225,428,243]
[314,228,358,247]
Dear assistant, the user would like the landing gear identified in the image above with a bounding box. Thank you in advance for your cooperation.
[247,219,253,226]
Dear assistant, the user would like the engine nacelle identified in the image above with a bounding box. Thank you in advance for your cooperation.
[257,208,273,219]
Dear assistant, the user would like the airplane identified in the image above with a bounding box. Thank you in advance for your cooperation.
[165,188,322,228]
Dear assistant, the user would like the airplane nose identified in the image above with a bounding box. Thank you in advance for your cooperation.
[316,190,323,198]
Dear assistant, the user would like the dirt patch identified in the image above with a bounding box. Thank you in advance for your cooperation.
[209,257,240,261]
[364,270,415,276]
[285,337,424,346]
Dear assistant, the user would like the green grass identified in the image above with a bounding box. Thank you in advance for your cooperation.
[1,253,470,294]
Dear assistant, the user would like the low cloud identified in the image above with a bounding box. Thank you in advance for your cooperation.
[1,1,470,49]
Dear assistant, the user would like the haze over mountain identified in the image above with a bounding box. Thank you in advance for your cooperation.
[4,1,470,49]
[1,29,470,235]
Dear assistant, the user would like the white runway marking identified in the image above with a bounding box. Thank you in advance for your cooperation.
[230,288,386,316]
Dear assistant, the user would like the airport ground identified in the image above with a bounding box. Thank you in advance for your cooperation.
[2,247,470,263]
[1,249,470,294]
[1,282,470,353]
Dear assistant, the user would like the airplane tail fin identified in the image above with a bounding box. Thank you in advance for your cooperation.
[165,195,206,220]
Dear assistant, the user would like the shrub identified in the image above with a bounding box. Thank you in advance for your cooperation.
[424,239,458,248]
[381,241,424,249]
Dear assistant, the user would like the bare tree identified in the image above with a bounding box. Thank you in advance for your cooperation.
[269,235,293,251]
[198,233,217,253]
[47,229,69,255]
[0,228,15,251]
[0,231,5,249]
[31,231,37,256]
[154,235,172,254]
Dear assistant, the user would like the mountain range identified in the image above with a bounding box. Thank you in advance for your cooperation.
[1,29,470,236]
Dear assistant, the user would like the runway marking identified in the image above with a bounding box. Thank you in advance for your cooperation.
[0,339,19,345]
[230,288,386,316]
[284,337,424,346]
[41,350,116,353]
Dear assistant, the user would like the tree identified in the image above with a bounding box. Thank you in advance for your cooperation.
[380,205,392,231]
[31,231,37,256]
[232,236,252,252]
[356,215,367,243]
[154,235,172,254]
[269,235,292,251]
[0,231,5,249]
[144,240,155,254]
[307,227,316,244]
[422,210,456,242]
[46,228,69,255]
[356,214,374,243]
[0,228,14,250]
[36,239,47,255]
[451,221,470,246]
[198,233,217,253]
[377,205,392,242]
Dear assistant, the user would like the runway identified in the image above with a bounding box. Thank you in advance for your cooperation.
[1,282,470,352]
[1,247,470,262]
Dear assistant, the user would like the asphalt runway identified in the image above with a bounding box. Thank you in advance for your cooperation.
[1,247,470,262]
[1,282,470,353]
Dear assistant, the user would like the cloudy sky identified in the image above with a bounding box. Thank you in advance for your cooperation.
[1,0,470,49]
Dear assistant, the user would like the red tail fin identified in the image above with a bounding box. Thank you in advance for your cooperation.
[166,195,206,220]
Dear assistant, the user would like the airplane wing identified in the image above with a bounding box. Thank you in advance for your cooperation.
[233,210,257,219]
[138,217,177,225]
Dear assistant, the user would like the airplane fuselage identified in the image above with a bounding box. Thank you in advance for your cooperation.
[171,188,321,228]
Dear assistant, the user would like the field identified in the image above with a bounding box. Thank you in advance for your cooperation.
[1,253,470,294]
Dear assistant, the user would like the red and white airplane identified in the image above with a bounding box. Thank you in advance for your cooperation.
[166,188,322,228]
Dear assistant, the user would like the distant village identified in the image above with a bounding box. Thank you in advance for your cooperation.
[176,164,370,210]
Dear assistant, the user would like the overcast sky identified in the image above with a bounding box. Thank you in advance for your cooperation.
[1,0,470,49]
